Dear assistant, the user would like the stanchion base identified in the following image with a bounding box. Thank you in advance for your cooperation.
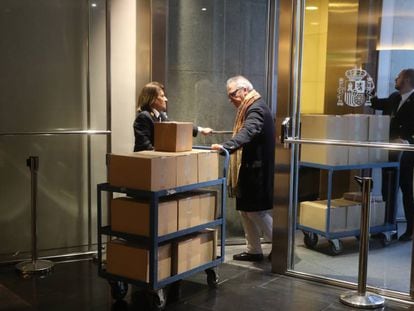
[340,291,384,309]
[15,260,54,275]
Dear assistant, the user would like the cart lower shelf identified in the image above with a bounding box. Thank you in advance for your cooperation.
[107,267,219,310]
[301,227,398,255]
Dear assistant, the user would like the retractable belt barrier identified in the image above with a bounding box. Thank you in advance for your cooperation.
[16,156,54,276]
[339,176,385,308]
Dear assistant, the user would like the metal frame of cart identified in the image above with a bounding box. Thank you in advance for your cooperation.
[297,161,400,254]
[96,147,229,309]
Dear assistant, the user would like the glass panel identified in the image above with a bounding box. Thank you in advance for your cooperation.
[294,0,414,293]
[165,0,269,239]
[0,0,108,260]
[0,0,88,132]
[0,134,107,260]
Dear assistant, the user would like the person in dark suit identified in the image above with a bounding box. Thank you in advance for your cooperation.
[371,68,414,241]
[212,75,275,261]
[133,82,213,152]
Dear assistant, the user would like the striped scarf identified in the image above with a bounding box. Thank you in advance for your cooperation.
[228,89,261,197]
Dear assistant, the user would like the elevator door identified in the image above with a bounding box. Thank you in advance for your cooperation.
[283,0,414,298]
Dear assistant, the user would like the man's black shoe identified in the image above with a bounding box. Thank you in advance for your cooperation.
[399,232,412,242]
[233,252,263,262]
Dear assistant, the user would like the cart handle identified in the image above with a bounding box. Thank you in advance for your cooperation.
[193,145,230,178]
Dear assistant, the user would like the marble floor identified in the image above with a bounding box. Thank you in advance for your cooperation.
[0,244,413,311]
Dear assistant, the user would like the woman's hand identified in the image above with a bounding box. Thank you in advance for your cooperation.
[199,127,213,135]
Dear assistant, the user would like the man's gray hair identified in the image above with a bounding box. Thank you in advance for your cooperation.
[226,75,253,91]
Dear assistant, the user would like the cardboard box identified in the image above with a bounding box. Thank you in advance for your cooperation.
[176,152,198,186]
[107,240,171,282]
[344,114,369,165]
[139,150,198,187]
[300,114,348,165]
[299,199,347,232]
[191,150,219,182]
[108,152,176,190]
[199,229,217,265]
[368,115,390,162]
[111,197,178,236]
[342,198,385,229]
[177,194,200,230]
[197,190,218,223]
[154,122,193,152]
[172,235,200,274]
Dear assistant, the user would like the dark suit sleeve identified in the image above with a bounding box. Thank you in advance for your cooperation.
[371,92,400,114]
[371,96,389,111]
[133,112,154,152]
[221,105,264,153]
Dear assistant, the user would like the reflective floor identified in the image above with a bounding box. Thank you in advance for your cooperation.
[0,245,413,311]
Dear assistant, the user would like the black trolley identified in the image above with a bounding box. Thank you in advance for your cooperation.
[96,146,229,310]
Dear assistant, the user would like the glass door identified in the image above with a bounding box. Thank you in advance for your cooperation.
[280,0,414,299]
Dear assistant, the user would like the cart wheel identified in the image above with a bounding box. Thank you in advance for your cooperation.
[147,288,167,311]
[328,239,343,255]
[206,268,219,288]
[303,231,318,249]
[109,280,129,301]
[378,232,394,247]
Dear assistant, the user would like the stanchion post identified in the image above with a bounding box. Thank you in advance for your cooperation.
[16,156,54,276]
[339,176,384,308]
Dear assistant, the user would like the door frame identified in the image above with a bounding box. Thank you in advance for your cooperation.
[271,0,414,303]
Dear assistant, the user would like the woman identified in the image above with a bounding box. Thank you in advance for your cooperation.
[133,82,212,152]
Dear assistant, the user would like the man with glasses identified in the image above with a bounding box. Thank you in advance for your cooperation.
[371,68,414,241]
[212,75,275,261]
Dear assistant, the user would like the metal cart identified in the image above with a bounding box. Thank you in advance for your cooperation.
[96,147,229,310]
[298,161,400,255]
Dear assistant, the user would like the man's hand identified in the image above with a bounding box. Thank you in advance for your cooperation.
[199,127,213,135]
[392,138,410,144]
[211,144,223,150]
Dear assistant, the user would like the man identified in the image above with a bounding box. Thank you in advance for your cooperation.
[371,69,414,241]
[212,75,275,261]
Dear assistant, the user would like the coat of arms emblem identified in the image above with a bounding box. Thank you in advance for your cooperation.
[337,68,375,107]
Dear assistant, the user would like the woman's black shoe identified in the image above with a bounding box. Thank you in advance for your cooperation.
[233,252,263,262]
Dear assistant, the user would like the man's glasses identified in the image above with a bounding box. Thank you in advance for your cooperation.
[228,87,242,98]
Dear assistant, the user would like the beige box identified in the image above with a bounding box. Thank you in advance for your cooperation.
[154,122,193,152]
[370,201,386,226]
[139,150,198,187]
[108,152,176,191]
[368,115,390,162]
[107,240,171,282]
[300,114,348,165]
[173,235,200,274]
[299,199,347,232]
[199,229,218,265]
[198,190,218,223]
[344,114,369,165]
[176,152,198,186]
[343,199,386,229]
[111,197,178,236]
[190,150,219,182]
[177,194,200,230]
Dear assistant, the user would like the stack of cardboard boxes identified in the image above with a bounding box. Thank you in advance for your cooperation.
[300,114,390,165]
[299,196,385,233]
[299,114,388,234]
[106,122,219,282]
